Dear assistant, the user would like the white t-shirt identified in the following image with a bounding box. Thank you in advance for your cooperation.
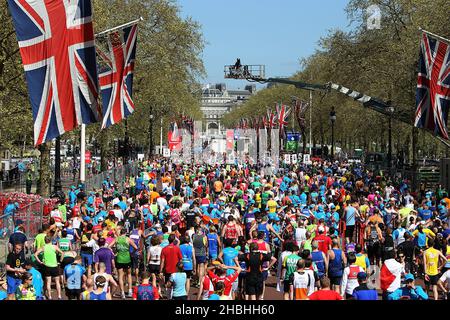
[295,227,307,245]
[113,209,124,221]
[72,217,82,229]
[439,270,450,290]
[93,272,110,293]
[157,197,168,211]
[148,245,162,265]
[341,265,365,295]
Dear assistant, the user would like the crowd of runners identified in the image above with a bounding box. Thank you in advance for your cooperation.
[2,157,450,300]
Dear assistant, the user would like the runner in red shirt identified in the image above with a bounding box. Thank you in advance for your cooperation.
[160,234,182,283]
[207,264,241,298]
[313,226,332,255]
[309,277,343,300]
[198,267,216,300]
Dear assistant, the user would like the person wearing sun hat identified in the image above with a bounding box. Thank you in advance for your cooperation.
[388,273,428,300]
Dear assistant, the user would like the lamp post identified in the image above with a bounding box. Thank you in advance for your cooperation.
[386,105,394,170]
[149,107,154,157]
[329,107,336,160]
[53,137,62,192]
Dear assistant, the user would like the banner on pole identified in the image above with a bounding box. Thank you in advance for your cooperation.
[303,154,311,164]
[85,151,91,164]
[226,130,234,151]
[284,154,291,164]
[291,154,297,164]
[163,148,170,158]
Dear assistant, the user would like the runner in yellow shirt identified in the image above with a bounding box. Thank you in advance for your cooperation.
[267,196,278,214]
[423,238,446,300]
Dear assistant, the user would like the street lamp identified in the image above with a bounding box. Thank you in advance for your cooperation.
[386,104,395,170]
[329,107,336,160]
[149,111,154,157]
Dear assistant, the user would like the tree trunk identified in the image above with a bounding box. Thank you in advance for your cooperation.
[412,127,419,191]
[100,130,109,172]
[37,141,51,197]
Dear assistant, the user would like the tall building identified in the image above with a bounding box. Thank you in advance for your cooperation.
[201,83,256,136]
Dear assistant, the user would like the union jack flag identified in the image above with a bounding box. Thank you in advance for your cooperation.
[276,103,291,130]
[293,99,309,129]
[415,32,450,139]
[98,23,138,128]
[7,0,100,145]
[261,115,268,129]
[267,109,276,129]
[168,121,181,151]
[181,114,194,134]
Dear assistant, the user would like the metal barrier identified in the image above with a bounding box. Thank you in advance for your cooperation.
[84,162,140,191]
[0,199,49,267]
[0,176,25,193]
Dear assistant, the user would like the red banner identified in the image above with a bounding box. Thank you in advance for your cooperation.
[226,130,234,151]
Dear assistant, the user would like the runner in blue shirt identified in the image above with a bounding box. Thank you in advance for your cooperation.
[219,239,239,276]
[25,259,44,300]
[64,256,86,300]
[207,226,220,261]
[179,236,195,293]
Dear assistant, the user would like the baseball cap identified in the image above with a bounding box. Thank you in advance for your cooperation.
[357,272,367,280]
[404,273,415,282]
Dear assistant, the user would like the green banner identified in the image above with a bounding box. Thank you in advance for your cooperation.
[285,141,299,152]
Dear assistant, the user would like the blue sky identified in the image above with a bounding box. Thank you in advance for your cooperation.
[177,0,353,90]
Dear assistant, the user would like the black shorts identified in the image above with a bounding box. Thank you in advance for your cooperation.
[283,279,292,293]
[164,273,172,284]
[131,254,139,269]
[346,293,355,300]
[196,256,207,264]
[367,243,381,259]
[45,266,60,278]
[66,288,82,300]
[116,262,131,270]
[185,270,193,278]
[245,278,264,296]
[345,225,355,238]
[329,276,342,286]
[426,274,440,285]
[148,264,160,274]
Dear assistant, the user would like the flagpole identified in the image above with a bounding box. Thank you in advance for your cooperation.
[95,17,144,37]
[80,124,86,184]
[160,117,163,155]
[419,27,450,43]
[309,90,313,156]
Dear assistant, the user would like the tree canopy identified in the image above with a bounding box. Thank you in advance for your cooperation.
[223,0,450,160]
[1,0,206,195]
